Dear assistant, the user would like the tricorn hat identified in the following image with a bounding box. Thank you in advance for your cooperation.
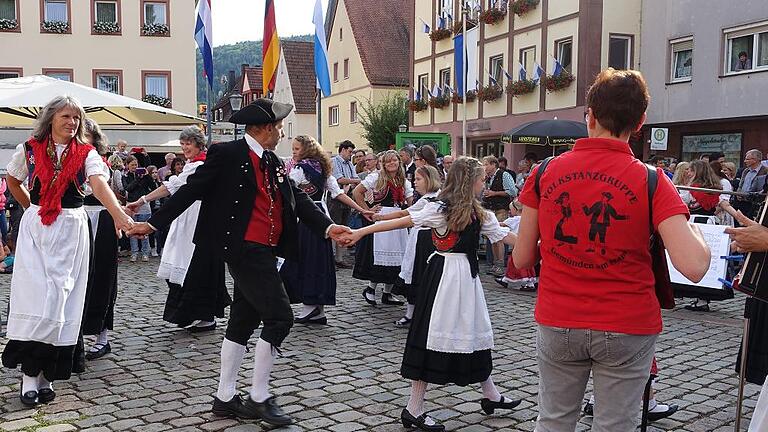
[229,98,293,125]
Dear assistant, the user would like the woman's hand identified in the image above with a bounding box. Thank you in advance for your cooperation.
[339,229,364,247]
[360,209,376,222]
[113,213,135,238]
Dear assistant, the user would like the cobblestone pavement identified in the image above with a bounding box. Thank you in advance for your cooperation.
[0,257,761,431]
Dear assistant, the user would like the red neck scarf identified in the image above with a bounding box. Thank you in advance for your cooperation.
[29,136,94,225]
[190,151,207,163]
[388,181,405,204]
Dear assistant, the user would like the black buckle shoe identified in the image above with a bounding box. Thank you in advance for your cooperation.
[242,395,293,426]
[38,388,56,404]
[362,287,377,305]
[20,389,38,407]
[85,342,112,360]
[400,408,445,431]
[188,323,217,333]
[647,403,679,422]
[295,307,321,324]
[494,277,508,288]
[382,292,405,306]
[212,394,259,419]
[394,317,412,327]
[480,396,522,414]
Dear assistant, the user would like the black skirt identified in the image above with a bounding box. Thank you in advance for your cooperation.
[82,210,119,335]
[280,221,336,305]
[393,229,435,304]
[2,340,77,381]
[163,248,230,326]
[352,230,402,285]
[737,298,768,384]
[400,254,492,386]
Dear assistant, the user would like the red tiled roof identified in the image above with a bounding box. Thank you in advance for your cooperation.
[242,66,263,94]
[327,0,410,87]
[282,40,317,114]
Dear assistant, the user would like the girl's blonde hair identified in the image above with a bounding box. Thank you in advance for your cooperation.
[415,165,442,194]
[293,135,332,177]
[671,161,690,186]
[437,156,486,231]
[375,150,406,191]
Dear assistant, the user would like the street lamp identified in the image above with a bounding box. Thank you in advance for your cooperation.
[229,93,244,140]
[398,124,408,133]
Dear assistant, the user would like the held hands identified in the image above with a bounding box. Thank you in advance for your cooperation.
[126,222,155,238]
[338,229,364,247]
[114,213,135,238]
[360,209,376,222]
[724,210,768,253]
[327,224,353,245]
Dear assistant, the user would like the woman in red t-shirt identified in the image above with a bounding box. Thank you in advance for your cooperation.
[513,69,711,432]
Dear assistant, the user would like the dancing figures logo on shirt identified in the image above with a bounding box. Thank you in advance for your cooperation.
[539,170,636,270]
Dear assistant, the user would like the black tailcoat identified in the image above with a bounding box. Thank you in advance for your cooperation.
[148,138,333,263]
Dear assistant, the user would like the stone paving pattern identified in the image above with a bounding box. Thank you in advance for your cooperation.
[0,258,762,431]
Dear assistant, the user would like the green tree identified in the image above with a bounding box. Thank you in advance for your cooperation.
[357,93,408,153]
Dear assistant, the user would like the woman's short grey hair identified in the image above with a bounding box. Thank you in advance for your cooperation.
[33,95,88,143]
[107,154,124,170]
[83,118,109,155]
[179,125,206,149]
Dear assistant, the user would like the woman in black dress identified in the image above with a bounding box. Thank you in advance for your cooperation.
[343,157,520,431]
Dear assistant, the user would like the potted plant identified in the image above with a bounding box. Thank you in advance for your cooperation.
[408,99,428,112]
[451,90,477,104]
[142,23,169,36]
[542,72,575,93]
[506,79,537,97]
[142,94,172,108]
[479,7,507,25]
[429,27,452,42]
[428,93,451,109]
[477,84,503,102]
[510,0,540,16]
[41,20,69,33]
[93,21,120,34]
[0,18,18,31]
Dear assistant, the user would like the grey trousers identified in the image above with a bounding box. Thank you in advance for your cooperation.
[535,325,657,432]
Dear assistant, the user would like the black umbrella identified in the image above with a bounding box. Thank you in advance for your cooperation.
[501,119,587,147]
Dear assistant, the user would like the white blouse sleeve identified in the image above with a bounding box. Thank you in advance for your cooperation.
[481,209,510,243]
[289,165,307,185]
[164,161,201,195]
[361,171,379,190]
[85,149,109,179]
[409,201,446,229]
[408,195,432,213]
[326,174,344,199]
[6,143,28,182]
[405,178,414,198]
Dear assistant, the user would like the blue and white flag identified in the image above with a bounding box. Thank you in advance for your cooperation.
[518,62,527,81]
[532,63,545,83]
[431,83,441,97]
[502,67,513,81]
[313,0,331,97]
[552,58,564,77]
[414,87,421,100]
[420,18,430,34]
[444,84,453,94]
[194,0,214,90]
[488,74,498,86]
[437,15,446,29]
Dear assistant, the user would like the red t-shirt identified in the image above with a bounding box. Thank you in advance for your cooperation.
[244,151,283,246]
[518,138,689,335]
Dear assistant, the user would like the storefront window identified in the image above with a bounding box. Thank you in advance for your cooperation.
[681,133,742,164]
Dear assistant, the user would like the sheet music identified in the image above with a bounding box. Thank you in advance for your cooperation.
[666,223,730,289]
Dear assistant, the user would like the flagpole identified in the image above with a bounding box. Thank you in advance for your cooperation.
[206,83,213,146]
[462,3,467,157]
[317,92,322,144]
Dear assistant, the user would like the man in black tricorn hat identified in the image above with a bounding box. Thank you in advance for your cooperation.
[129,98,350,425]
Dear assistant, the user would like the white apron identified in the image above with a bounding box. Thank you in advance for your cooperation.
[7,205,90,346]
[84,205,105,241]
[426,252,494,354]
[750,378,768,431]
[398,227,429,284]
[373,206,408,266]
[156,200,201,285]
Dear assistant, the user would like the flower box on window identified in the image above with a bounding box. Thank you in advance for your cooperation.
[0,18,18,31]
[506,79,537,97]
[141,23,169,36]
[408,99,428,112]
[94,21,120,34]
[542,72,575,93]
[452,19,477,34]
[510,0,540,16]
[41,20,69,33]
[477,84,503,102]
[142,94,172,108]
[429,27,452,42]
[428,94,451,109]
[451,90,477,104]
[479,7,507,25]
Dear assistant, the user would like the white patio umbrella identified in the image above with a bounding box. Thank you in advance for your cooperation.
[0,75,202,126]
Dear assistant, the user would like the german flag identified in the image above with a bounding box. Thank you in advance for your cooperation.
[262,0,279,95]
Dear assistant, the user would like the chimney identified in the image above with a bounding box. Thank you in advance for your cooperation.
[228,70,236,92]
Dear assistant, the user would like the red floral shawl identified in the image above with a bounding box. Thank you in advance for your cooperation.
[29,136,94,225]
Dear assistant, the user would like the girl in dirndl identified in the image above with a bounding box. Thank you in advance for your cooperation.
[2,96,133,407]
[126,126,230,332]
[280,135,373,325]
[374,165,442,327]
[352,150,413,306]
[343,157,520,431]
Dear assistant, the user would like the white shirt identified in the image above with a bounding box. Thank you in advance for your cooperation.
[244,133,266,157]
[7,142,109,183]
